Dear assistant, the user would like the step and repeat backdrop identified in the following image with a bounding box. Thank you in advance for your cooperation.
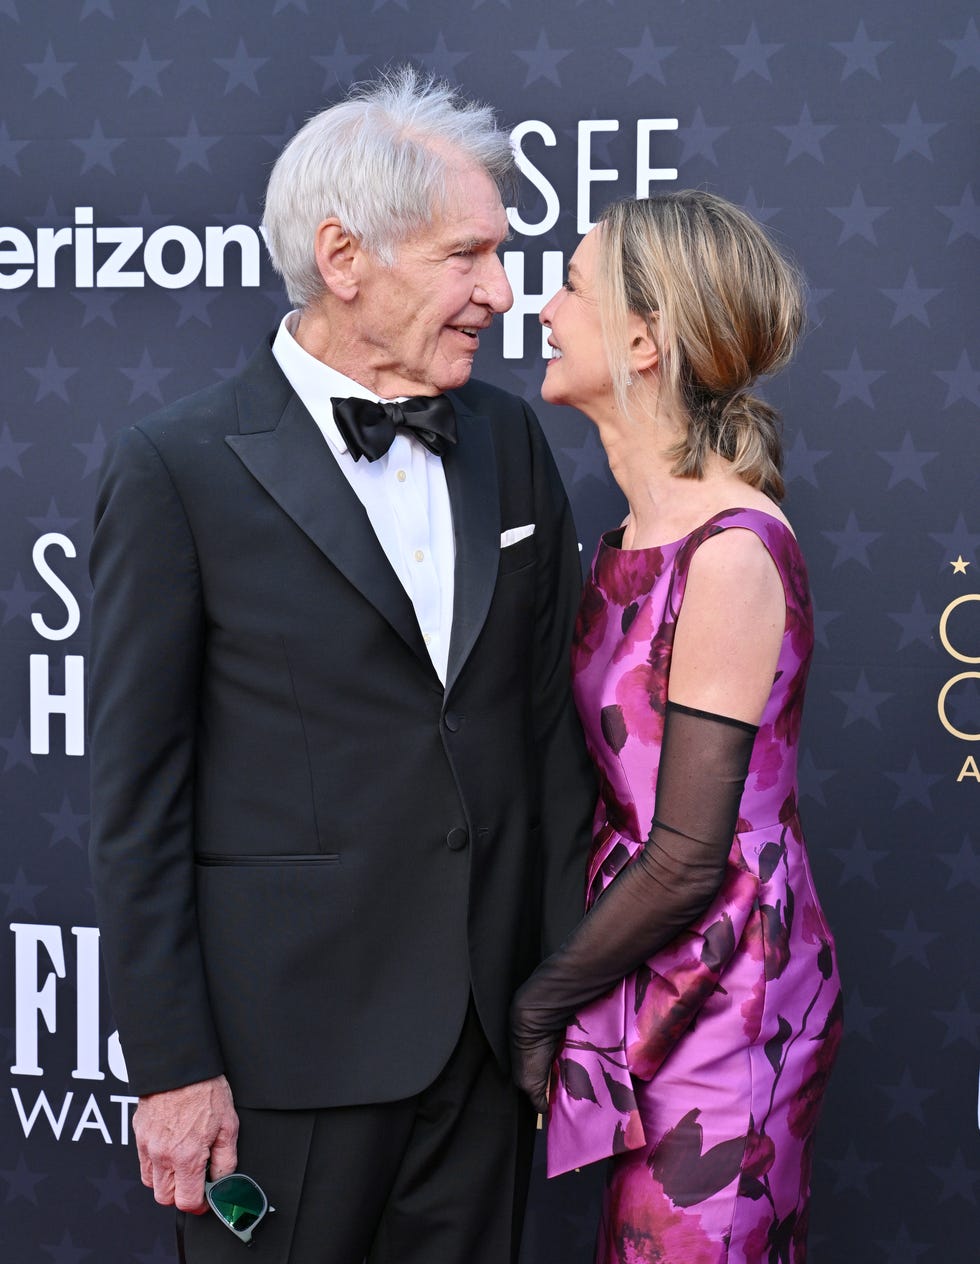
[1,1,977,1259]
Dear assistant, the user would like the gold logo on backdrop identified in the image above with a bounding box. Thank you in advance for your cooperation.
[938,586,980,779]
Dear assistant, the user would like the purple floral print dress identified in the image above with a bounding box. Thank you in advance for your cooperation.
[547,508,842,1263]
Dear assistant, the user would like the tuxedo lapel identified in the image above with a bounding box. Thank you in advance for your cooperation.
[225,346,429,664]
[443,394,500,694]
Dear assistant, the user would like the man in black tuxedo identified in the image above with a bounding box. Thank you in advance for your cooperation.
[88,68,594,1263]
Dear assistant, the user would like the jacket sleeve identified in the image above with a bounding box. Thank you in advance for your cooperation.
[525,407,597,957]
[88,424,224,1096]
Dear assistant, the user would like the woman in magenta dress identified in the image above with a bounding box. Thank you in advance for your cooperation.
[512,191,842,1262]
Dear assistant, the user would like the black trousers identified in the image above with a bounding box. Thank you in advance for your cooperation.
[177,1001,536,1264]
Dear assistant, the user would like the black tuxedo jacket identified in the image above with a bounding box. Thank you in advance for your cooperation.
[88,339,595,1109]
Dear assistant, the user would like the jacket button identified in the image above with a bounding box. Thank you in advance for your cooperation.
[446,828,468,852]
[444,711,461,732]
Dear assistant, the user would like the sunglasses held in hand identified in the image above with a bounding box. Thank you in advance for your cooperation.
[205,1172,275,1245]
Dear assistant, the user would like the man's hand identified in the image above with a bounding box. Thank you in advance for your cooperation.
[133,1074,239,1213]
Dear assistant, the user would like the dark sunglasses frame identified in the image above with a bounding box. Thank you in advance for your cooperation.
[204,1172,275,1245]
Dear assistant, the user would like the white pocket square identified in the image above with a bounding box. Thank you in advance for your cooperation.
[500,523,535,548]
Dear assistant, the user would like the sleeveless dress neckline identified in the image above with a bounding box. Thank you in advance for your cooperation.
[600,506,796,555]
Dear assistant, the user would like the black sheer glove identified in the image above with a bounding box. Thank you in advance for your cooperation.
[511,701,758,1111]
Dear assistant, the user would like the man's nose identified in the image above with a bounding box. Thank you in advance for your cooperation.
[475,253,513,313]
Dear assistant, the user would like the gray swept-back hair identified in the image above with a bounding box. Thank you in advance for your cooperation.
[263,65,515,308]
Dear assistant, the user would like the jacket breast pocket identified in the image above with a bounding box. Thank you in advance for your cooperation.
[497,535,536,576]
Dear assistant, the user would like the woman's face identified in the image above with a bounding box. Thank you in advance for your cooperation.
[539,227,614,414]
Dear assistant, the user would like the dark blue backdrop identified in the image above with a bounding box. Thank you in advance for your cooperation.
[2,1,977,1260]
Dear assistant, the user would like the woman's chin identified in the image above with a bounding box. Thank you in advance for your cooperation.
[541,371,569,407]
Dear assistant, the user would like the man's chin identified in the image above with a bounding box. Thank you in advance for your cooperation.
[433,359,477,393]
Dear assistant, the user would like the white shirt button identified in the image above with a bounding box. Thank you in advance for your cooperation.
[396,469,407,482]
[414,549,424,562]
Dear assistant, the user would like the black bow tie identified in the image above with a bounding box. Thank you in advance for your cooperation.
[331,395,457,462]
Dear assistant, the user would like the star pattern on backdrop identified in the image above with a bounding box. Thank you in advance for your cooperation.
[26,44,76,97]
[0,866,46,914]
[118,41,171,95]
[0,573,42,624]
[514,30,572,87]
[888,593,936,650]
[87,1160,139,1213]
[874,1224,932,1262]
[1,5,976,1262]
[830,829,887,885]
[930,514,980,566]
[824,349,884,406]
[941,17,980,75]
[843,987,885,1041]
[71,120,125,174]
[933,994,980,1048]
[0,423,32,475]
[74,290,122,327]
[825,1143,880,1197]
[831,670,893,728]
[73,425,108,477]
[831,20,891,78]
[40,795,89,849]
[677,107,729,165]
[214,38,268,94]
[937,838,980,891]
[880,1067,936,1123]
[880,269,941,326]
[0,122,31,172]
[617,28,675,85]
[828,186,889,244]
[929,1151,980,1204]
[884,103,945,161]
[937,185,979,242]
[0,1154,47,1205]
[313,36,369,88]
[776,104,835,163]
[877,433,938,489]
[26,351,79,403]
[884,753,943,811]
[39,1230,93,1264]
[934,351,980,407]
[166,118,221,172]
[120,349,174,404]
[27,499,79,534]
[411,33,470,80]
[822,511,882,569]
[784,431,830,486]
[724,24,782,82]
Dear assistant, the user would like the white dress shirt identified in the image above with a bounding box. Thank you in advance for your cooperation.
[272,312,455,684]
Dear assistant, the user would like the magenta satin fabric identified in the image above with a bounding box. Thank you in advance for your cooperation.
[548,509,842,1262]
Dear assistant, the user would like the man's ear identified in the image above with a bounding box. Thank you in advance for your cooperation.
[314,219,359,300]
[628,310,660,375]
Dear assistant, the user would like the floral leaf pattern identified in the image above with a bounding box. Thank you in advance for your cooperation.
[547,510,842,1262]
[651,1109,747,1208]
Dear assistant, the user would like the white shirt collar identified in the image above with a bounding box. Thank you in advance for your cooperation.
[271,311,389,456]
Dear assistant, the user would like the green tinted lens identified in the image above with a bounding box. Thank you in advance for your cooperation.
[208,1174,266,1231]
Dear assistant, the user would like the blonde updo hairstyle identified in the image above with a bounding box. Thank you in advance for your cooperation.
[596,191,805,501]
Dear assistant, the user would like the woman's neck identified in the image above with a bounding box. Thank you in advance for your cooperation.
[597,410,752,549]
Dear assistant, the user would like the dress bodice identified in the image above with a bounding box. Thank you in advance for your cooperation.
[571,508,814,848]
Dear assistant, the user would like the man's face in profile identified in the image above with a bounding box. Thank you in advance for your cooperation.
[348,160,513,399]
